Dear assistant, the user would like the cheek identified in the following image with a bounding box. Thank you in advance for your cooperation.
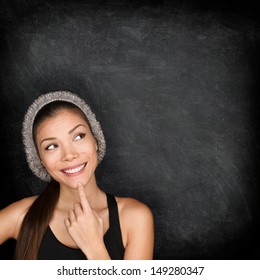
[84,146,99,162]
[80,140,98,155]
[41,158,55,171]
[39,151,60,170]
[84,145,99,168]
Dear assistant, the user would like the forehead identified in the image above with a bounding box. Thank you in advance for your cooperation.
[35,108,90,134]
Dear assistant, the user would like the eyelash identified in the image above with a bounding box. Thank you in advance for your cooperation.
[45,144,57,151]
[74,133,86,141]
[45,133,86,151]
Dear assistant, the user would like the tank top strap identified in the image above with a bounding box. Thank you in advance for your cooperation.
[106,193,124,254]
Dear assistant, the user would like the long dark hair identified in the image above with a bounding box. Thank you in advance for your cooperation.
[15,180,59,259]
[15,101,90,259]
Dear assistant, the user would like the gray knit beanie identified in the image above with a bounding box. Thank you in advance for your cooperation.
[22,91,106,182]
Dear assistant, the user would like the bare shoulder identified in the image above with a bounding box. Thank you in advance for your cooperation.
[0,196,38,242]
[115,196,154,227]
[2,196,38,216]
[116,196,152,215]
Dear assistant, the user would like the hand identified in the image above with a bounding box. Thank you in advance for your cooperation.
[64,182,104,255]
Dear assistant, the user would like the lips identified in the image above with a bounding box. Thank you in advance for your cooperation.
[62,163,87,175]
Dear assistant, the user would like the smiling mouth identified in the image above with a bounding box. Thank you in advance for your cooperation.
[62,163,87,174]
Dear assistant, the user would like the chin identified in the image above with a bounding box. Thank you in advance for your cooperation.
[65,175,93,189]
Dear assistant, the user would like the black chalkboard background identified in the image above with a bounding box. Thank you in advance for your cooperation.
[0,0,259,260]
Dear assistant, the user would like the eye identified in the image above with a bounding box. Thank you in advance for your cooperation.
[45,144,58,151]
[74,133,86,141]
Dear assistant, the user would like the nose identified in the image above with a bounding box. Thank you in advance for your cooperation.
[61,145,79,162]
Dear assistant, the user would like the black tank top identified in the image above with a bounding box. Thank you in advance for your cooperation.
[38,194,125,260]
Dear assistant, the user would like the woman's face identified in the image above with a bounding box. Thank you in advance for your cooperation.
[35,108,98,189]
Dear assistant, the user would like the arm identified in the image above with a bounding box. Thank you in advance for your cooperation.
[120,198,154,260]
[0,197,35,245]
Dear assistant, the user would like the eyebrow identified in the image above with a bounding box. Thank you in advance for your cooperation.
[68,124,86,134]
[40,124,86,146]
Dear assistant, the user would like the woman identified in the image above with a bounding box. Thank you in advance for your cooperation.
[0,91,154,260]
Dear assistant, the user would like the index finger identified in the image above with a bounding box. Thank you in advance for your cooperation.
[77,182,91,212]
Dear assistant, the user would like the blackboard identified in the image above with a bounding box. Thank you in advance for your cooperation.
[0,0,259,259]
